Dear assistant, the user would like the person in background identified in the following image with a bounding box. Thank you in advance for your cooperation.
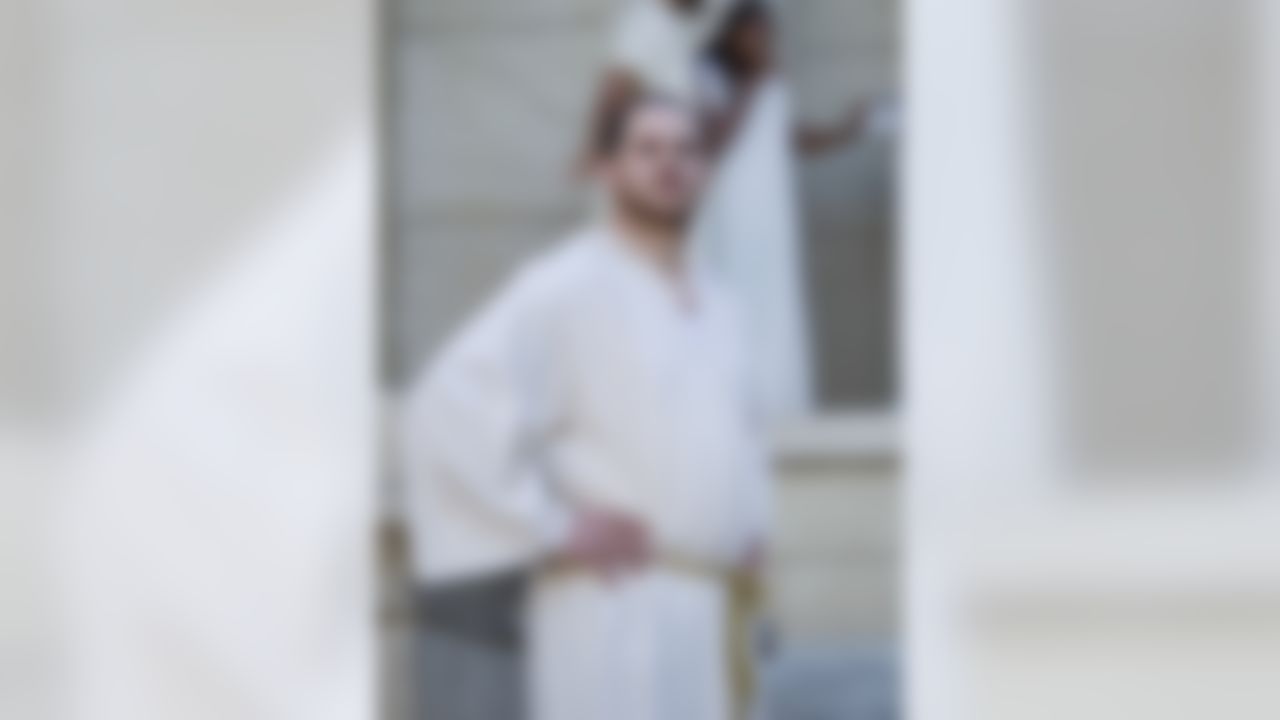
[697,0,873,421]
[580,0,734,174]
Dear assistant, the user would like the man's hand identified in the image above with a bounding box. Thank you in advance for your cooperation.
[836,98,873,139]
[558,507,650,578]
[795,96,873,156]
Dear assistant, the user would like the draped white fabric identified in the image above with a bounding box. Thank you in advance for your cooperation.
[698,75,815,421]
[403,227,772,720]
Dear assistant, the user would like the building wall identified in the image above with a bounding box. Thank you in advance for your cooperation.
[383,0,612,386]
[782,0,900,407]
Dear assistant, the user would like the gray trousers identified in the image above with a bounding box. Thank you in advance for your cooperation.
[413,580,527,720]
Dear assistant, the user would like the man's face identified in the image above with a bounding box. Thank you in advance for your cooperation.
[605,104,707,229]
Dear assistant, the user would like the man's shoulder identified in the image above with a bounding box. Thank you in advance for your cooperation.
[504,227,605,308]
[429,229,600,367]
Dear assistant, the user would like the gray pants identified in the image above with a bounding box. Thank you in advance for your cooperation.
[414,627,525,720]
[413,580,528,720]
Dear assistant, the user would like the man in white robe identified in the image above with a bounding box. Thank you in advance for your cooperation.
[404,96,772,720]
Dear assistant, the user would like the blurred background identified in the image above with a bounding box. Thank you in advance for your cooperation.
[377,1,900,718]
[1,0,373,718]
[3,0,1280,719]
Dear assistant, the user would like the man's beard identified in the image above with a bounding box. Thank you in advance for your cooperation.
[616,190,694,236]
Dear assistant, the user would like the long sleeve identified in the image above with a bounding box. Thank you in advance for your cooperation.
[402,267,574,583]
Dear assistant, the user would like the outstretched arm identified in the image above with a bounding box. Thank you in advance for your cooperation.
[794,97,873,156]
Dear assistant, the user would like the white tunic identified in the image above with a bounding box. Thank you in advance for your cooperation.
[696,73,815,420]
[403,226,772,720]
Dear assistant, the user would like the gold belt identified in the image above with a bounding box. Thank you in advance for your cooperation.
[543,554,765,720]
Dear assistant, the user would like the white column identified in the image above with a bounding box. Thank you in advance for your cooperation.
[908,0,1280,718]
[25,2,379,719]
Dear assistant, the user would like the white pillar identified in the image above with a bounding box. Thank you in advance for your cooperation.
[908,1,1280,718]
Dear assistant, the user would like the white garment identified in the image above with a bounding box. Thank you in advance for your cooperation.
[403,226,772,720]
[611,0,735,100]
[698,73,815,420]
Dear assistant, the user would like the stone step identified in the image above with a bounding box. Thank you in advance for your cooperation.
[769,412,900,639]
[762,641,900,720]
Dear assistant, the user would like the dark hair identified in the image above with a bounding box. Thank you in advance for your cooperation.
[592,91,700,159]
[708,0,773,79]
